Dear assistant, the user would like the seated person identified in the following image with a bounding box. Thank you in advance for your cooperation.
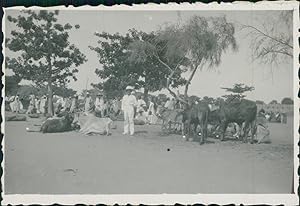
[255,109,271,144]
[134,110,147,125]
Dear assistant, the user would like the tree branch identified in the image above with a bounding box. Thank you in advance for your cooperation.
[242,24,293,49]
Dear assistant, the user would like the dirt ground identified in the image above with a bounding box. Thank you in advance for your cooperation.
[4,112,294,194]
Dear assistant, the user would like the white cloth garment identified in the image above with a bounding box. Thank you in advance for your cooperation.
[40,97,47,114]
[84,96,92,114]
[121,94,137,135]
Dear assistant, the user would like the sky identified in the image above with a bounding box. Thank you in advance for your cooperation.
[4,9,294,103]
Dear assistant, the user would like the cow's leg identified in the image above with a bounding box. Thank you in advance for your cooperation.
[161,120,166,132]
[192,123,198,141]
[237,123,243,141]
[242,121,250,143]
[199,124,205,145]
[186,121,191,141]
[220,121,228,141]
[181,122,186,137]
[249,120,256,144]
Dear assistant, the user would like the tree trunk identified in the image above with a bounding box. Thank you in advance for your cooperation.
[144,77,149,102]
[47,80,54,116]
[144,88,149,102]
[184,64,198,100]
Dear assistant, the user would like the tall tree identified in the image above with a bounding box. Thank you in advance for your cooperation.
[89,29,186,100]
[5,10,87,115]
[241,11,292,65]
[129,16,237,103]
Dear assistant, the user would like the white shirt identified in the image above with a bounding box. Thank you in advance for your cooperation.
[95,97,105,109]
[121,94,137,110]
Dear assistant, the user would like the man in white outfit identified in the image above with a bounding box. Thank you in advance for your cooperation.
[121,86,137,135]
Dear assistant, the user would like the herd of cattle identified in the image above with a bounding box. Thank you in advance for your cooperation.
[157,98,258,145]
[19,97,260,145]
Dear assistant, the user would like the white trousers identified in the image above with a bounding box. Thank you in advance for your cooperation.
[123,107,135,135]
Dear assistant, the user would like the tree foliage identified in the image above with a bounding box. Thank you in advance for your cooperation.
[269,100,278,105]
[281,97,293,105]
[241,11,293,65]
[90,29,186,100]
[129,15,237,103]
[5,75,22,96]
[222,83,254,102]
[255,100,265,105]
[5,10,87,115]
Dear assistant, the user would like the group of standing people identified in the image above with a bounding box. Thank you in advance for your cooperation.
[6,94,47,115]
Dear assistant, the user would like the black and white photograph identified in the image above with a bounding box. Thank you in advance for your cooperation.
[2,2,299,205]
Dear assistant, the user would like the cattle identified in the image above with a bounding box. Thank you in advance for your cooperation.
[182,102,210,145]
[72,113,113,135]
[217,99,257,143]
[156,107,183,134]
[26,113,75,133]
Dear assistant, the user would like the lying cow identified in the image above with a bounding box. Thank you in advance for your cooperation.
[72,113,113,136]
[26,113,74,133]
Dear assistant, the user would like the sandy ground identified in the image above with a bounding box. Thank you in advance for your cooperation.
[4,112,294,194]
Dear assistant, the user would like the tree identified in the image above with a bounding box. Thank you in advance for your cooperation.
[5,75,22,96]
[90,30,186,100]
[241,11,292,65]
[129,15,237,104]
[269,100,278,105]
[255,100,265,105]
[157,93,168,103]
[5,10,87,115]
[281,97,293,105]
[221,83,254,102]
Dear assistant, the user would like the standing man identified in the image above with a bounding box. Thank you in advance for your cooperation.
[40,95,47,115]
[95,93,105,117]
[121,86,137,135]
[70,95,79,113]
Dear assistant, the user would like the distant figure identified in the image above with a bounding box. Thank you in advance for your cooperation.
[95,93,105,117]
[112,97,121,117]
[70,95,79,113]
[84,93,92,115]
[134,110,147,125]
[40,95,47,115]
[35,97,41,114]
[137,95,146,114]
[256,109,271,144]
[26,94,36,114]
[147,97,157,124]
[12,95,21,113]
[64,97,72,112]
[121,86,137,135]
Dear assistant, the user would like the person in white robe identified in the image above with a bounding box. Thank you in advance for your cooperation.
[121,86,137,135]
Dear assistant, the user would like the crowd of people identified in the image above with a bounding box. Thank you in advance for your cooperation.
[5,86,283,142]
[5,86,184,136]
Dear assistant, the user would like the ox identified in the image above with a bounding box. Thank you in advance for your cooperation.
[218,99,257,143]
[182,102,210,145]
[26,113,75,133]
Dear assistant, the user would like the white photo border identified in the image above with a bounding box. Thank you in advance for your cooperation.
[1,1,299,205]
